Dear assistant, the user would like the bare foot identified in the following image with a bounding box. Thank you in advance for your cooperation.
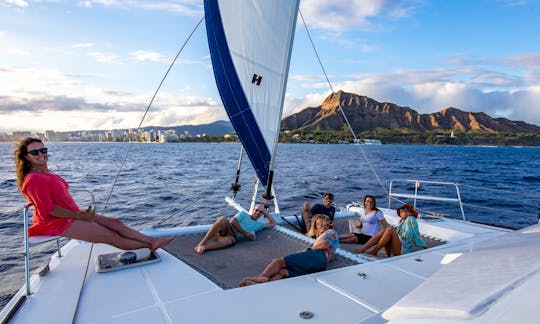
[252,276,269,284]
[151,236,175,251]
[239,276,268,287]
[367,250,378,256]
[194,245,206,254]
[353,248,366,254]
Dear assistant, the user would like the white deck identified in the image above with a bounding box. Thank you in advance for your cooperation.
[5,213,538,324]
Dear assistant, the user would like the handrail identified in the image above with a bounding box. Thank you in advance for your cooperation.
[23,203,32,296]
[388,179,466,221]
[23,203,62,296]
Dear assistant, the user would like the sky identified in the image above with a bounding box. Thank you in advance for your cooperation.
[1,0,540,133]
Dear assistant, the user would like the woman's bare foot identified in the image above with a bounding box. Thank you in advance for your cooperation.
[239,276,268,287]
[367,249,378,256]
[151,236,175,251]
[194,245,206,254]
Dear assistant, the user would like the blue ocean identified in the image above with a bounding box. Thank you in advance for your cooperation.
[1,142,539,310]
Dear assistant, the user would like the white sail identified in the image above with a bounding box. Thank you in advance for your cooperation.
[205,0,300,186]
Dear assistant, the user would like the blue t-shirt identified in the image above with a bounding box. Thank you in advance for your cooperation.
[233,210,266,239]
[311,204,335,221]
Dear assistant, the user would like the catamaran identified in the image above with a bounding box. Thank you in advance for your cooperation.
[2,1,540,323]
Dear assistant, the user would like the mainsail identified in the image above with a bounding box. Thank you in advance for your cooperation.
[204,0,300,187]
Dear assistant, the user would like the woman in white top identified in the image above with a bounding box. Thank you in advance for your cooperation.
[339,195,389,244]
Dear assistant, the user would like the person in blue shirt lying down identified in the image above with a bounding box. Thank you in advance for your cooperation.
[194,204,277,254]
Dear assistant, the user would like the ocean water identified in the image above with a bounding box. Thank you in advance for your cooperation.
[1,142,539,310]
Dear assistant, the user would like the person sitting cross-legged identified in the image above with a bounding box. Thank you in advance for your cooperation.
[194,204,276,254]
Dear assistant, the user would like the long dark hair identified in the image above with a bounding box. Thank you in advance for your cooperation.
[14,137,43,190]
[363,194,379,211]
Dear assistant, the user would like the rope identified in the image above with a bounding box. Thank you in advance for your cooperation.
[298,10,387,195]
[71,16,205,324]
[152,163,253,227]
[102,16,205,212]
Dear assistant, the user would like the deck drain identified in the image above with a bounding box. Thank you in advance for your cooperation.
[299,311,313,319]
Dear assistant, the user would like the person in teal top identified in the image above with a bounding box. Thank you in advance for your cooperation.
[355,204,426,257]
[194,204,276,254]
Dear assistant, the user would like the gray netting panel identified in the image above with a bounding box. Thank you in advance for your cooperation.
[164,227,357,289]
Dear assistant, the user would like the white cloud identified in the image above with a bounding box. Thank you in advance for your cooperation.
[71,42,94,48]
[87,51,118,64]
[4,47,30,56]
[76,0,202,17]
[299,0,421,32]
[129,50,168,63]
[5,0,28,8]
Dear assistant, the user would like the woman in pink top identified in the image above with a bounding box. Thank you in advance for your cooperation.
[14,137,174,251]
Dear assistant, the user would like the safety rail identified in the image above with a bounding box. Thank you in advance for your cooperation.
[23,203,62,295]
[388,179,466,221]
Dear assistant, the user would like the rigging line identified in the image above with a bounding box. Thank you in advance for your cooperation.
[103,15,205,211]
[153,163,253,227]
[72,16,205,323]
[298,10,387,195]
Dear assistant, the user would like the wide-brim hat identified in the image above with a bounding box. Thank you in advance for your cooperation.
[397,204,418,217]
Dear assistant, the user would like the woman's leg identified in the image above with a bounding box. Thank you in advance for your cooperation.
[93,215,174,251]
[369,228,399,256]
[239,257,287,286]
[339,233,359,244]
[63,220,151,250]
[354,231,383,253]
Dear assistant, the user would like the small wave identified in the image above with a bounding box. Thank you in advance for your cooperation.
[522,175,540,181]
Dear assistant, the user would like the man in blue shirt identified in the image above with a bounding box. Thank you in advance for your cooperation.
[194,204,276,254]
[301,192,335,234]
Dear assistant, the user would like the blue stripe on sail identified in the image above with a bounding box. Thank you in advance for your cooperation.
[204,0,271,186]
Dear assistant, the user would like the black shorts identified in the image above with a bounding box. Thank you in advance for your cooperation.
[354,233,372,244]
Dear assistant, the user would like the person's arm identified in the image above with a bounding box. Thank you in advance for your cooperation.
[378,211,389,230]
[262,209,277,229]
[230,217,255,240]
[312,239,330,250]
[49,206,96,221]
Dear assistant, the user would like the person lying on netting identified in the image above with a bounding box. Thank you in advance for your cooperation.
[238,214,339,286]
[194,204,276,254]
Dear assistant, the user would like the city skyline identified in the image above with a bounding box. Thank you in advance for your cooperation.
[1,0,540,134]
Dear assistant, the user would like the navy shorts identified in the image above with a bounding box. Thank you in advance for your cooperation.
[354,233,372,244]
[284,249,328,277]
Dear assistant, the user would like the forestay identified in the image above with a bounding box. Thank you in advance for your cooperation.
[204,0,300,186]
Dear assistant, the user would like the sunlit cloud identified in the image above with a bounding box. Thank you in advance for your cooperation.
[87,51,118,64]
[4,48,31,56]
[77,0,203,17]
[299,0,422,32]
[5,0,28,8]
[71,42,94,48]
[130,50,169,63]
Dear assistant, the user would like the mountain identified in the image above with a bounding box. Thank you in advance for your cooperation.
[281,91,540,134]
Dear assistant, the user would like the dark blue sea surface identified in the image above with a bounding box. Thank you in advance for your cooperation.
[1,142,539,310]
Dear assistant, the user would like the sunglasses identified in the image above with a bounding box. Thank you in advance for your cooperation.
[27,148,48,156]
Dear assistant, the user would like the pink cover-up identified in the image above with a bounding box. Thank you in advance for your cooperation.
[22,172,79,236]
